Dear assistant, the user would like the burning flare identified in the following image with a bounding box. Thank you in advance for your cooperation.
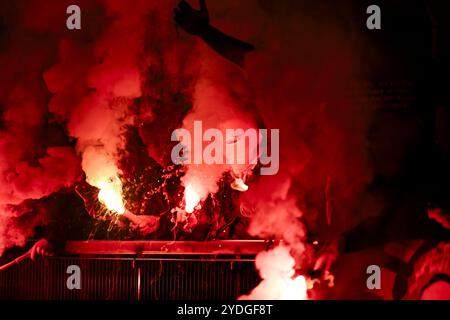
[82,146,125,214]
[184,184,201,213]
[97,177,125,214]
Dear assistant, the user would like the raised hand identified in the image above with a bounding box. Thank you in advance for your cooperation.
[172,0,254,67]
[173,0,209,36]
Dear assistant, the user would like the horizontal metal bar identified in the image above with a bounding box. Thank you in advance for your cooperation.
[46,256,256,262]
[64,240,273,256]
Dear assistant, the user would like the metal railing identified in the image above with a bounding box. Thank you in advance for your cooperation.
[0,241,265,300]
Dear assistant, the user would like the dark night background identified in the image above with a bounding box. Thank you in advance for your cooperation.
[0,0,449,299]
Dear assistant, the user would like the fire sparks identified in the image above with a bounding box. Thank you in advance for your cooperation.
[184,184,201,213]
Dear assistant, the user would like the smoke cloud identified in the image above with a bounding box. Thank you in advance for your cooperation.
[0,0,84,254]
[0,0,184,254]
[239,245,308,300]
[0,1,375,289]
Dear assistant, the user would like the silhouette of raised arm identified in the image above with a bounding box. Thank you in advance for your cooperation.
[173,0,254,67]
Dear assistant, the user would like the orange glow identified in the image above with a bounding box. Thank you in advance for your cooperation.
[184,184,200,213]
[81,147,126,215]
[96,176,125,214]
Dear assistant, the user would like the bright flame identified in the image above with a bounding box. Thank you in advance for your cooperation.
[184,184,200,213]
[96,176,125,214]
[81,147,125,214]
